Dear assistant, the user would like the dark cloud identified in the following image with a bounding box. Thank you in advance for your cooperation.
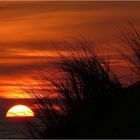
[0,57,57,76]
[0,1,139,21]
[0,40,64,51]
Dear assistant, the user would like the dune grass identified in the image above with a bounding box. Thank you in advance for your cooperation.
[25,24,140,138]
[24,39,124,138]
[118,22,140,76]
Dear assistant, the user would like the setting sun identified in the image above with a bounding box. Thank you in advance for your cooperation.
[6,105,34,117]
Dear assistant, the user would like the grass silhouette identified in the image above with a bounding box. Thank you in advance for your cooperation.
[118,22,140,76]
[25,25,140,138]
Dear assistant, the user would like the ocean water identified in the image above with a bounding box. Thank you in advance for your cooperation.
[0,117,30,139]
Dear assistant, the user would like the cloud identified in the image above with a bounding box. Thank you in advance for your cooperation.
[0,1,139,98]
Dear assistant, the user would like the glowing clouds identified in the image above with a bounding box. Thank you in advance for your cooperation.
[6,105,34,117]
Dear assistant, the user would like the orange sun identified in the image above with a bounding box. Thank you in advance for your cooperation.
[6,105,34,117]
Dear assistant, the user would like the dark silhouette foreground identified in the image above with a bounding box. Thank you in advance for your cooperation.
[26,25,140,138]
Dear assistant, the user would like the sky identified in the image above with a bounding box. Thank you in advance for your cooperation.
[0,1,140,98]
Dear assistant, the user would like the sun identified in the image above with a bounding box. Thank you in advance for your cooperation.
[6,105,34,117]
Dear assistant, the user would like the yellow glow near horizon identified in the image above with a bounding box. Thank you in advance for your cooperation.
[6,105,34,117]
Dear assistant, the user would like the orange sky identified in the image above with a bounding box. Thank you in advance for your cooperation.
[0,1,140,98]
